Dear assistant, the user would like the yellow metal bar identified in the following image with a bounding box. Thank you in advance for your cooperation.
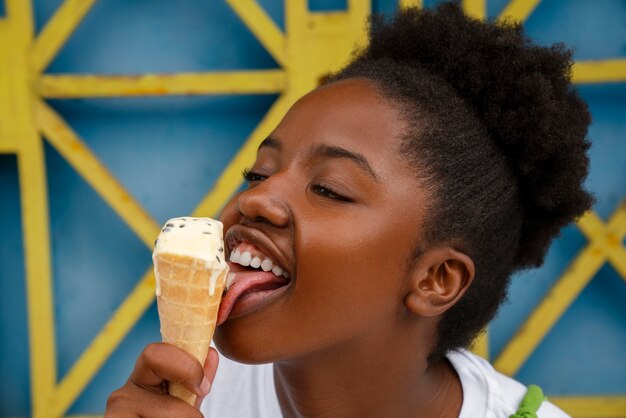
[550,396,626,417]
[55,271,156,417]
[493,240,605,375]
[0,21,17,154]
[37,70,287,98]
[346,0,371,51]
[0,142,16,154]
[226,0,287,67]
[608,199,626,237]
[470,328,489,360]
[18,129,58,418]
[606,200,626,281]
[192,93,294,218]
[573,59,626,84]
[463,0,486,20]
[284,0,369,95]
[5,0,34,41]
[398,0,423,9]
[35,100,160,247]
[498,0,542,22]
[30,0,97,74]
[3,6,57,416]
[577,211,611,238]
[577,205,626,280]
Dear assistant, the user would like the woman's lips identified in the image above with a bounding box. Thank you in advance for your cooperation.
[216,263,290,325]
[224,226,294,279]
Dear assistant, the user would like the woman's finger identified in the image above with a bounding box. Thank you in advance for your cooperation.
[105,382,204,418]
[193,347,221,409]
[130,342,208,397]
[204,347,220,385]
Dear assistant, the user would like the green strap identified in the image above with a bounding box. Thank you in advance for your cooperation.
[509,385,546,418]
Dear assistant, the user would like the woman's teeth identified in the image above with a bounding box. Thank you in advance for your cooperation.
[229,247,290,279]
[250,257,261,268]
[239,251,252,266]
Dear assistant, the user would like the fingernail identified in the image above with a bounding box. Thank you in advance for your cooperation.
[198,376,211,396]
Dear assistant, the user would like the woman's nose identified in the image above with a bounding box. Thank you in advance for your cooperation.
[237,180,290,228]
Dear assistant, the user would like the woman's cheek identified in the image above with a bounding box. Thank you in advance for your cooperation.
[218,194,242,228]
[298,234,396,310]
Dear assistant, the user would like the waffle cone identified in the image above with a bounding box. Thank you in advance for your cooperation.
[155,252,226,406]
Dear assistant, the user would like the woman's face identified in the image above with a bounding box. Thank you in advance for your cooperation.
[215,78,431,363]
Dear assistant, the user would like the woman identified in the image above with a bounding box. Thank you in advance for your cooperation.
[105,4,592,417]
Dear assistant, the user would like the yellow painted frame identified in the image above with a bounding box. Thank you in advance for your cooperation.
[1,1,624,417]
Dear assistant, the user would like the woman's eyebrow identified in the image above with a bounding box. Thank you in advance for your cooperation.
[258,137,281,151]
[310,144,380,182]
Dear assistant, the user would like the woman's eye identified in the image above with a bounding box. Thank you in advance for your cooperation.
[311,184,351,202]
[242,169,267,182]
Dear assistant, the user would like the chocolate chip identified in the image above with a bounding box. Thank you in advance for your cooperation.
[179,224,185,228]
[163,227,172,233]
[219,247,224,252]
[165,223,174,227]
[154,239,158,246]
[216,255,220,262]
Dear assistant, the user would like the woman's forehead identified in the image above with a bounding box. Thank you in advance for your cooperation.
[271,78,407,158]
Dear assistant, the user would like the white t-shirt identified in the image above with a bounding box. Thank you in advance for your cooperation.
[201,349,570,417]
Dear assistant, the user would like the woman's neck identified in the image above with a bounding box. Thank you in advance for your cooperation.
[272,330,463,418]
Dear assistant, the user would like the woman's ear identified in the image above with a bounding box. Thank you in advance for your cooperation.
[404,247,475,317]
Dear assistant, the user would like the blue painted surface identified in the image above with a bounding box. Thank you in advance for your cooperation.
[309,0,348,12]
[0,156,30,415]
[0,1,624,415]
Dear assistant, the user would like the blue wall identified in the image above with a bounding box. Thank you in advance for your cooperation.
[0,0,624,415]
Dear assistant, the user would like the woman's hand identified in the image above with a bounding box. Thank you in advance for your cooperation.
[105,343,219,417]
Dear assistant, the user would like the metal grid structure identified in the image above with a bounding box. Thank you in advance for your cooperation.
[0,0,624,416]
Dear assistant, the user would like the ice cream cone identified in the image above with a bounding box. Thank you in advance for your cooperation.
[152,217,229,405]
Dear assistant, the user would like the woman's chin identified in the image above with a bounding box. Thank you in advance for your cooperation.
[214,321,281,365]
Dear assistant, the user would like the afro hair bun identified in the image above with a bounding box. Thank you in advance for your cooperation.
[360,3,594,268]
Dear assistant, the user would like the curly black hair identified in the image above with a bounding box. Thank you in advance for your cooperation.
[330,3,593,361]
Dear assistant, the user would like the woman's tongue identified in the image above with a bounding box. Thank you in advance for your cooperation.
[216,260,288,325]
